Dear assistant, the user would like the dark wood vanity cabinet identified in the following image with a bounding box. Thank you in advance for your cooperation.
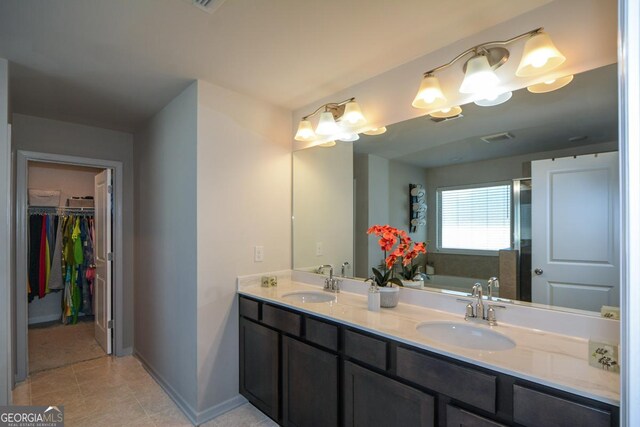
[239,296,619,427]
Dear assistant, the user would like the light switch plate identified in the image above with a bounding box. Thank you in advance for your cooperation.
[316,242,323,256]
[254,246,264,262]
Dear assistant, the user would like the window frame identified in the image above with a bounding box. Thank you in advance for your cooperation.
[435,181,513,256]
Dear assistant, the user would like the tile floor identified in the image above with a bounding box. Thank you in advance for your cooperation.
[28,320,105,373]
[13,355,278,426]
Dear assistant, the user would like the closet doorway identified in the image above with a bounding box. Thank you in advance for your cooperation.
[15,151,123,382]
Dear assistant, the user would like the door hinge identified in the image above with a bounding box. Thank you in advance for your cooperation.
[107,185,113,194]
[107,320,114,329]
[107,252,113,261]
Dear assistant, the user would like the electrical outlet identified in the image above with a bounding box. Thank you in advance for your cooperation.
[316,242,323,256]
[254,246,264,262]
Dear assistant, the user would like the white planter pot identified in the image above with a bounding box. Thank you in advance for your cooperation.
[379,285,400,308]
[401,279,423,289]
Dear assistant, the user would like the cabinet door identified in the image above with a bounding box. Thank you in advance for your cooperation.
[344,361,435,427]
[240,318,279,421]
[446,405,506,427]
[282,337,339,427]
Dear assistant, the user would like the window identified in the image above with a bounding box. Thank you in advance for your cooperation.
[437,183,511,253]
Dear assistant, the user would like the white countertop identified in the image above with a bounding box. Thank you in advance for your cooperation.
[238,278,620,406]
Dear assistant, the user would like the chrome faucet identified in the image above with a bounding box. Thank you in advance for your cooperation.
[473,283,485,320]
[463,281,504,325]
[487,277,500,300]
[318,264,340,293]
[341,261,351,277]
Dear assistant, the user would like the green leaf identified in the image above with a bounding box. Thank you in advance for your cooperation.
[389,278,403,287]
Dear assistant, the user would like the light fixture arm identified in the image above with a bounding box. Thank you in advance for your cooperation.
[302,97,356,120]
[422,27,544,76]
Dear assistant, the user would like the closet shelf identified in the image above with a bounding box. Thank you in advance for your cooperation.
[28,206,95,215]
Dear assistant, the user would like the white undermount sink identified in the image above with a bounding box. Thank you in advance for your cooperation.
[416,321,516,351]
[282,291,337,303]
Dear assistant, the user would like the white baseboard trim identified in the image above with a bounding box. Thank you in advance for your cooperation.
[27,314,60,325]
[194,394,247,426]
[134,351,199,425]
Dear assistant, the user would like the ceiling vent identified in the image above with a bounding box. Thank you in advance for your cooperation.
[192,0,226,14]
[480,132,515,143]
[429,114,464,123]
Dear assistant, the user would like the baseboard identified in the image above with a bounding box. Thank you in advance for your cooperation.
[27,314,60,325]
[134,351,199,425]
[194,394,247,425]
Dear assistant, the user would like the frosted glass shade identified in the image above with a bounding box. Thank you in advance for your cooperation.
[294,120,317,142]
[429,106,462,118]
[459,54,499,94]
[338,133,360,142]
[412,75,446,108]
[474,91,512,107]
[527,75,574,93]
[319,141,336,147]
[363,127,387,136]
[341,101,367,127]
[516,32,566,77]
[315,111,340,136]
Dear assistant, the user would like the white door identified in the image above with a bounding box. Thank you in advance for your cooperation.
[532,152,619,311]
[94,169,112,354]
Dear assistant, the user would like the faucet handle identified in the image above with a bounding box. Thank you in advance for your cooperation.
[487,306,497,326]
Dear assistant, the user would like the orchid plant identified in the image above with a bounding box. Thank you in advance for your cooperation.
[365,225,427,287]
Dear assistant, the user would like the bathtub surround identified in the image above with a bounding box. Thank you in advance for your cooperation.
[134,80,291,424]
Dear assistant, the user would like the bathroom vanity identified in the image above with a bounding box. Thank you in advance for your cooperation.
[238,277,619,427]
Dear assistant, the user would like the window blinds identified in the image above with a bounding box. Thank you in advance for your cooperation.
[438,184,511,251]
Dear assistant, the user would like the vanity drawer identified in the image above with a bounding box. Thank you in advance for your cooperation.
[396,347,497,413]
[239,297,260,321]
[344,329,387,370]
[305,317,339,351]
[513,385,612,427]
[262,304,301,337]
[446,405,505,427]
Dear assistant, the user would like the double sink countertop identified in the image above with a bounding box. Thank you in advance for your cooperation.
[238,277,620,406]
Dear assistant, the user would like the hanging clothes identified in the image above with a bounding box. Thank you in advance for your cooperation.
[28,209,96,325]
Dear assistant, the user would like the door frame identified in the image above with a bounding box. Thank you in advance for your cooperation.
[14,150,124,382]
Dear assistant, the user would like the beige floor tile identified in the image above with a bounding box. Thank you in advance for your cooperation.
[136,388,179,416]
[149,405,193,427]
[11,381,31,405]
[206,403,269,427]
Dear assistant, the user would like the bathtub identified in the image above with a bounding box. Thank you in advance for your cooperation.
[422,274,487,295]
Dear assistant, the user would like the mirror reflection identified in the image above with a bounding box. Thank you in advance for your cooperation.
[292,64,619,315]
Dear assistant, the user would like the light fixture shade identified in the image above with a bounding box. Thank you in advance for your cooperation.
[315,111,340,136]
[341,101,367,127]
[294,120,317,142]
[319,141,336,148]
[516,32,566,77]
[363,127,387,136]
[474,91,512,107]
[412,75,446,108]
[338,133,360,142]
[527,75,574,93]
[459,54,499,94]
[429,106,462,118]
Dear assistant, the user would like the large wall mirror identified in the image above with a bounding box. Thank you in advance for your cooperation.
[293,63,619,316]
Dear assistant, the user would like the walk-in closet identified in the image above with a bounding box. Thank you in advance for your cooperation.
[25,161,112,374]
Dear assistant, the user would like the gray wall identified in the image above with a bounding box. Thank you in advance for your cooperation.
[0,58,11,405]
[11,113,135,354]
[133,82,199,413]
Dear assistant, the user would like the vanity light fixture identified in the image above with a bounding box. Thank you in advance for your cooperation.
[429,106,462,119]
[294,97,368,143]
[527,75,574,93]
[363,127,387,136]
[318,141,337,148]
[412,28,566,108]
[474,91,513,107]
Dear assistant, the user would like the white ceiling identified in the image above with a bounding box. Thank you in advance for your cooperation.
[0,0,550,131]
[355,64,618,169]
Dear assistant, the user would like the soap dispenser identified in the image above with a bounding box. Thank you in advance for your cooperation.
[368,284,380,312]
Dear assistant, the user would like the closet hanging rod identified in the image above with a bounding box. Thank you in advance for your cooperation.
[28,206,95,216]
